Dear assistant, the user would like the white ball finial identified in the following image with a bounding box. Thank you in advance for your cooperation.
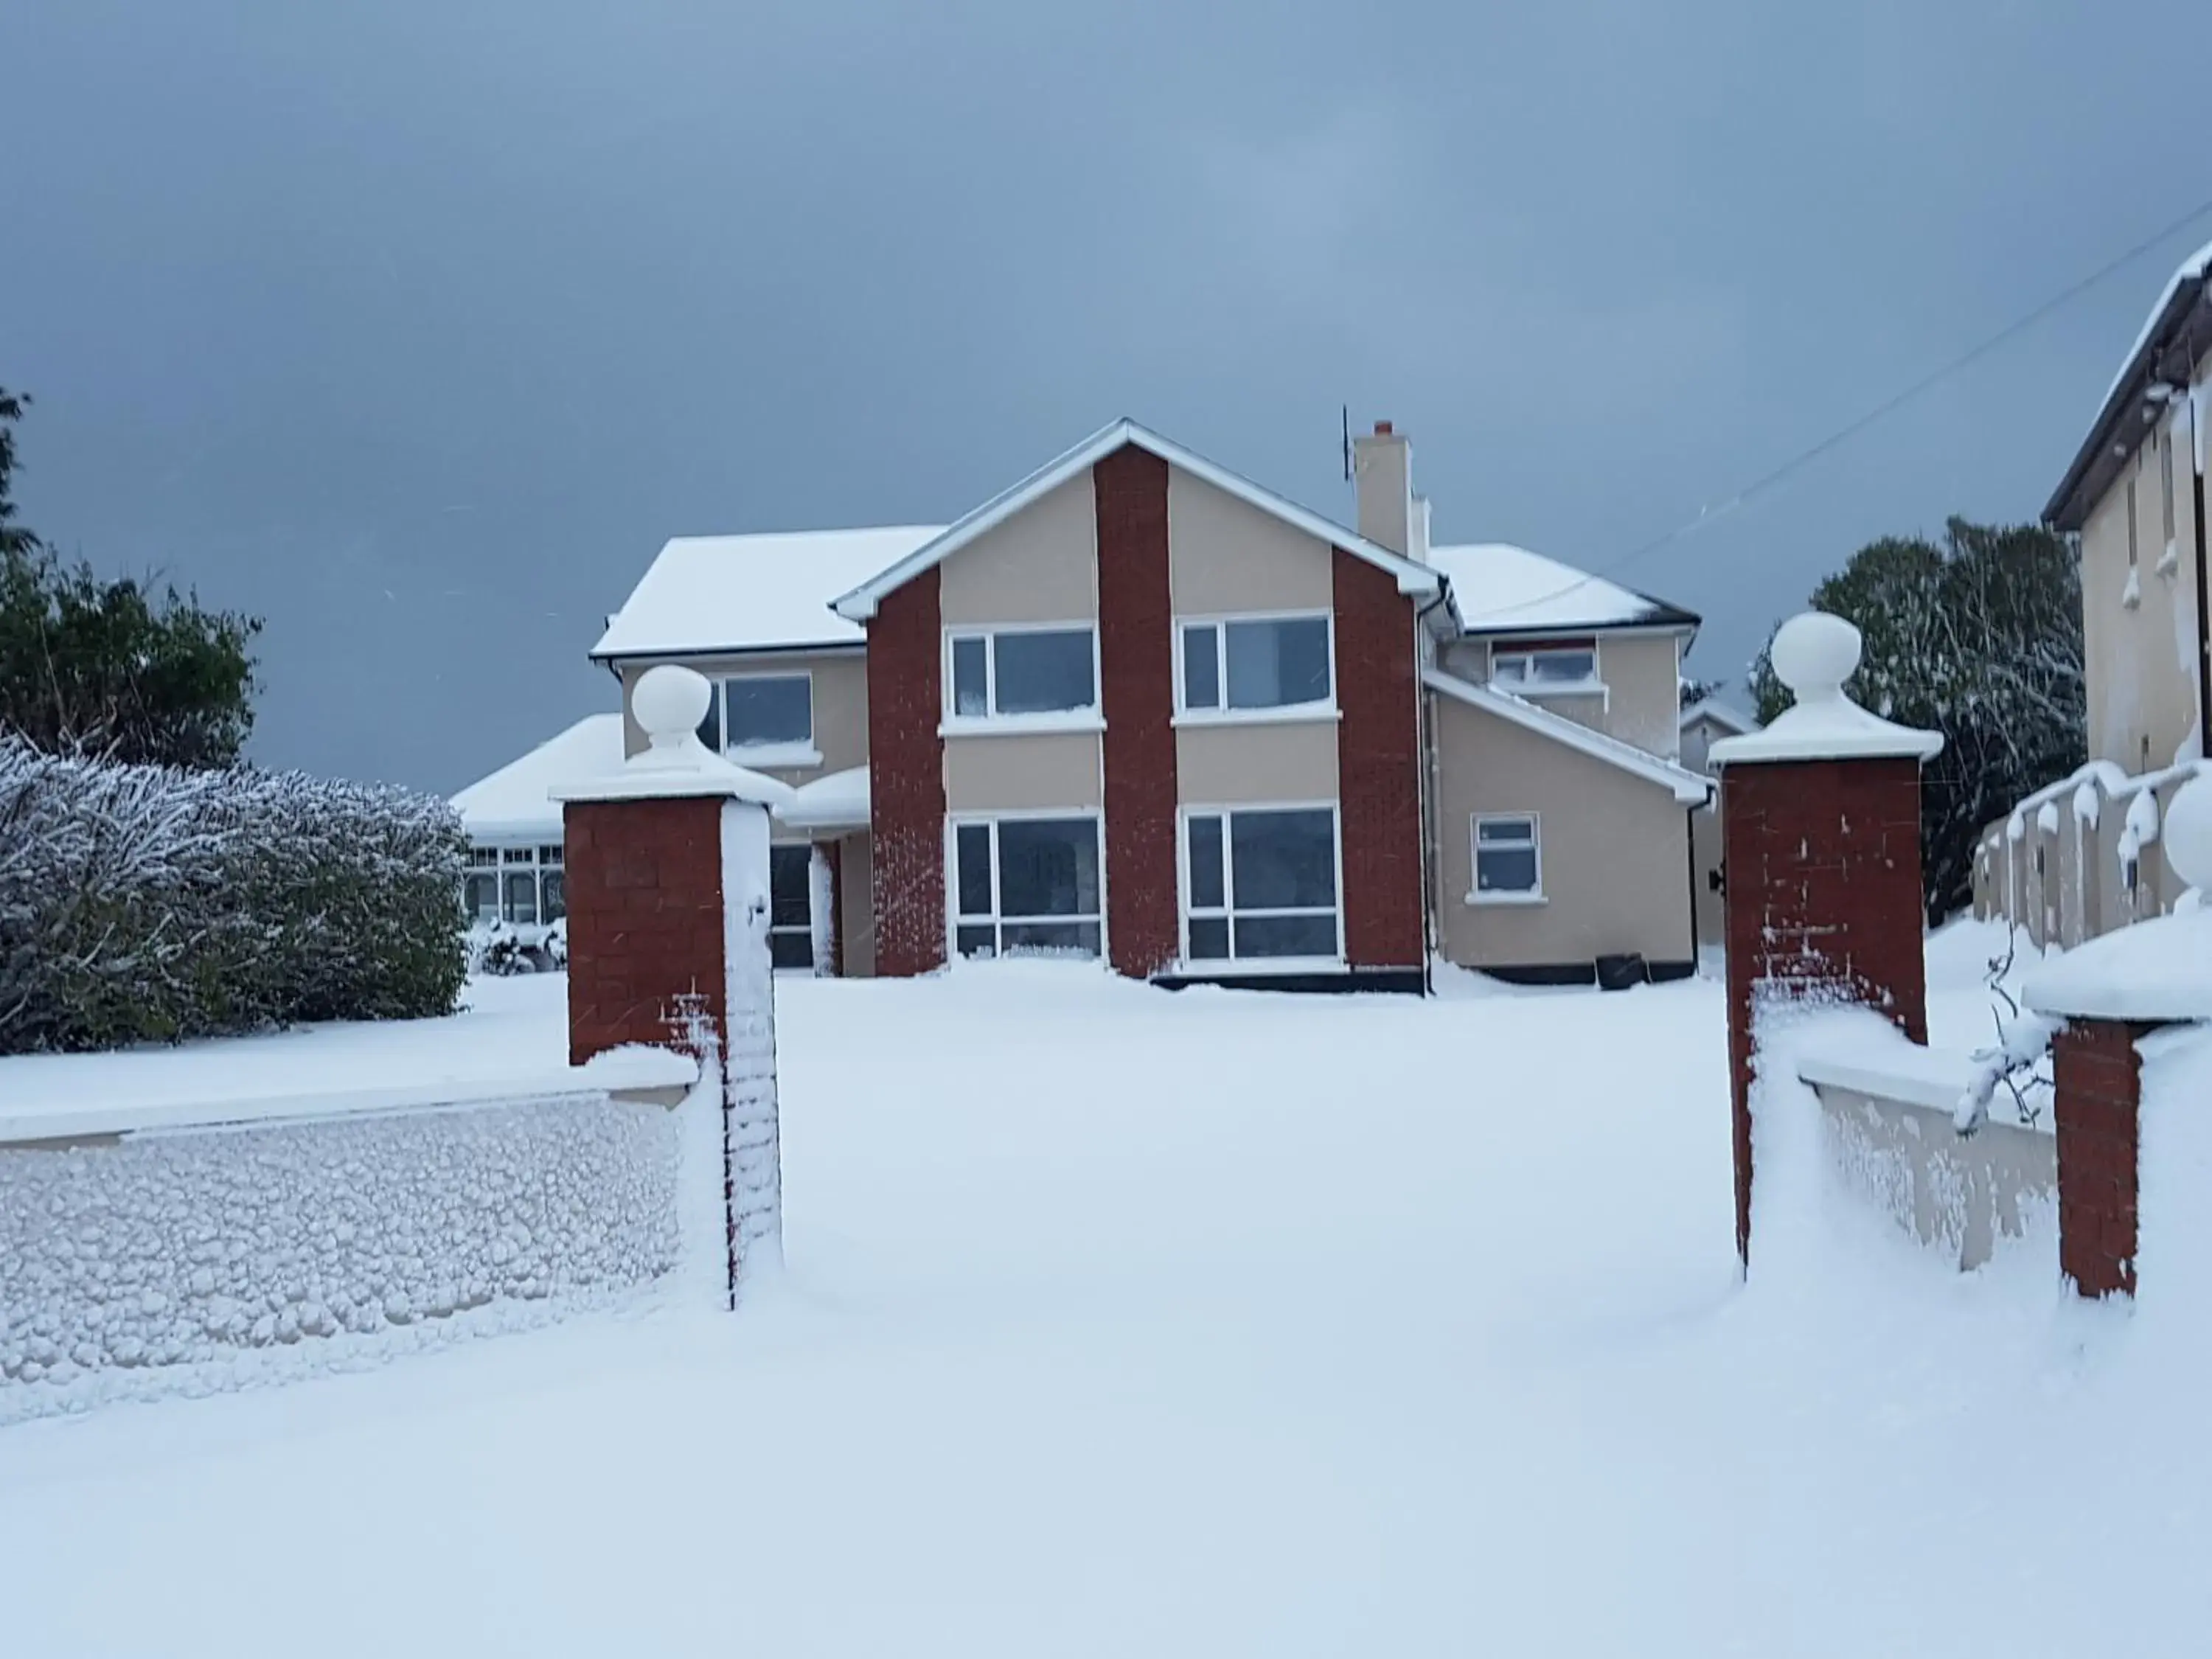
[2165,775,2212,891]
[1770,611,1862,705]
[633,664,713,752]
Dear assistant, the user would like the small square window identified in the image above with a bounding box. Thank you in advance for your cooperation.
[1474,815,1541,897]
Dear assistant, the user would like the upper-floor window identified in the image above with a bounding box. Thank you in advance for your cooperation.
[946,627,1098,723]
[1492,641,1598,691]
[2161,429,2178,546]
[1178,614,1333,715]
[696,672,815,764]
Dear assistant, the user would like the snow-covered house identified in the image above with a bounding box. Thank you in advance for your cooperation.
[568,416,1711,988]
[1981,237,2212,942]
[451,713,625,931]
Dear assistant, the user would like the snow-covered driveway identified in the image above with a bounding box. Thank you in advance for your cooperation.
[1,959,2202,1655]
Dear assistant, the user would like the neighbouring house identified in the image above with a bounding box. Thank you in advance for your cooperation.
[1679,695,1762,950]
[1978,237,2212,945]
[472,417,1711,988]
[451,712,624,936]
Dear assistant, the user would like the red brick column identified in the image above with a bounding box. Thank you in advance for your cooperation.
[1095,443,1181,978]
[867,568,947,978]
[1333,546,1425,973]
[1722,756,1927,1263]
[2052,1018,2151,1298]
[563,795,728,1066]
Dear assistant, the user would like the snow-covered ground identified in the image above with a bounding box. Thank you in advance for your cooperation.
[2,935,2207,1655]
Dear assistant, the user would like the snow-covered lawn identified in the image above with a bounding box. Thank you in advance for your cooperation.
[2,942,2205,1655]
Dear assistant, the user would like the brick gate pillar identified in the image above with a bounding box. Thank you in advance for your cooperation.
[554,665,797,1298]
[2020,774,2212,1298]
[1711,613,1942,1270]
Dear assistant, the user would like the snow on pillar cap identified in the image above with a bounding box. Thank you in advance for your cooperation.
[549,665,796,810]
[1707,611,1943,766]
[2164,775,2212,892]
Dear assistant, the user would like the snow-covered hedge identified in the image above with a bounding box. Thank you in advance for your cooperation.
[0,738,467,1054]
[0,1090,682,1418]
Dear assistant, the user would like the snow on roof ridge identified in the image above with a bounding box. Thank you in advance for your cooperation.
[1426,540,1685,633]
[1679,696,1760,735]
[1422,669,1712,804]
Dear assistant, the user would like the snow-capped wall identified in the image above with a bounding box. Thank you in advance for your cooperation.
[0,1089,685,1422]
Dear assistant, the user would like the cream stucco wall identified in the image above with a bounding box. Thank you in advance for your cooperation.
[943,731,1104,813]
[1430,692,1696,971]
[1165,467,1336,615]
[939,473,1099,626]
[1175,720,1339,806]
[2079,391,2205,774]
[1447,632,1685,759]
[618,650,869,790]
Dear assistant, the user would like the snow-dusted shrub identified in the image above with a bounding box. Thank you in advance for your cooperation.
[468,921,536,977]
[0,737,467,1053]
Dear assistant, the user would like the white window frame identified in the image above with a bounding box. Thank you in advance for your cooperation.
[1172,610,1338,726]
[1489,641,1606,706]
[708,669,820,769]
[1177,801,1346,972]
[940,622,1104,736]
[945,810,1107,960]
[1469,813,1544,906]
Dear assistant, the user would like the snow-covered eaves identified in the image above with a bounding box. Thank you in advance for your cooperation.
[452,714,626,842]
[1679,697,1759,737]
[832,419,1441,622]
[1423,670,1714,804]
[591,526,945,661]
[1428,542,1699,638]
[2045,235,2212,532]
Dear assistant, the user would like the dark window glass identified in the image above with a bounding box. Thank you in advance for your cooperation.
[465,874,501,922]
[1225,618,1331,709]
[769,846,813,930]
[1186,815,1225,910]
[1187,917,1230,959]
[955,923,998,959]
[503,872,539,925]
[1182,625,1221,709]
[1234,914,1338,958]
[725,676,811,749]
[992,630,1095,715]
[540,872,566,923]
[1229,810,1336,909]
[995,818,1099,918]
[1476,846,1539,892]
[956,824,994,917]
[952,637,990,717]
[770,932,815,970]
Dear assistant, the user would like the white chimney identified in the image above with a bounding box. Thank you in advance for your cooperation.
[1353,420,1413,557]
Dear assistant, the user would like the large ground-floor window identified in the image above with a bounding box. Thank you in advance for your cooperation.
[465,843,566,928]
[769,844,815,970]
[951,815,1103,959]
[1180,805,1340,964]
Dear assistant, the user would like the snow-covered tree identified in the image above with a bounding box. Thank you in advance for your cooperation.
[1749,518,2084,921]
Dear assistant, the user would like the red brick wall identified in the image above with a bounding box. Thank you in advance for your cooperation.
[2053,1018,2149,1298]
[1722,756,1926,1263]
[1333,547,1426,970]
[1095,445,1181,978]
[866,568,947,978]
[563,796,728,1066]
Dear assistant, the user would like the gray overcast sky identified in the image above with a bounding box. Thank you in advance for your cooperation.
[7,1,2210,793]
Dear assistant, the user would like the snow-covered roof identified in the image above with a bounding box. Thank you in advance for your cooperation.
[2047,236,2212,530]
[592,526,945,661]
[453,714,625,842]
[1427,543,1697,636]
[777,765,869,832]
[1423,669,1714,804]
[832,419,1440,622]
[1679,697,1759,736]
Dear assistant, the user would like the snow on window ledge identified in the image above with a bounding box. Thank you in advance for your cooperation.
[1465,890,1548,907]
[1489,677,1609,703]
[1169,955,1346,978]
[1171,702,1341,730]
[938,711,1106,740]
[723,741,823,770]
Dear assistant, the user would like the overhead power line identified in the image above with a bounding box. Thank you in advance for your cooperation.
[1476,189,2212,622]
